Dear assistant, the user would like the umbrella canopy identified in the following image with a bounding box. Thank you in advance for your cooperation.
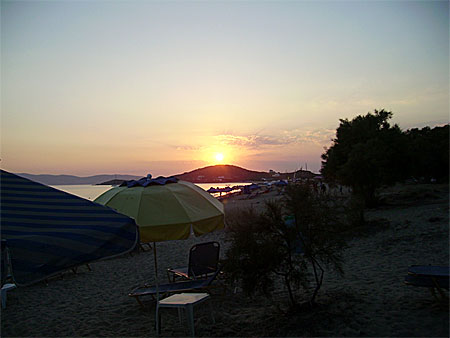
[94,175,225,306]
[94,176,224,242]
[0,170,138,286]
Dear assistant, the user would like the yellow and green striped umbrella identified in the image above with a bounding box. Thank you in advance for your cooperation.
[94,178,224,243]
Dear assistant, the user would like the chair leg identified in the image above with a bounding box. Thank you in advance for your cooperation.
[1,289,6,309]
[177,307,183,325]
[431,277,447,299]
[134,296,145,309]
[208,300,215,324]
[156,305,161,336]
[429,286,448,303]
[167,270,174,283]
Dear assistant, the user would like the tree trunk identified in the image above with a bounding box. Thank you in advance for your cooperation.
[310,258,324,304]
[284,274,297,308]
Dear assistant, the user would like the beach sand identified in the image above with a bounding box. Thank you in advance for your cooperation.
[1,184,448,337]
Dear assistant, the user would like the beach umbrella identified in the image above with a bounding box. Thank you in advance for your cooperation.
[94,175,224,242]
[243,183,260,194]
[207,187,219,193]
[94,175,225,300]
[0,170,138,286]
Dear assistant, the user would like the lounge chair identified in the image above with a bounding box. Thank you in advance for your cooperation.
[166,241,220,282]
[129,267,222,308]
[404,265,449,301]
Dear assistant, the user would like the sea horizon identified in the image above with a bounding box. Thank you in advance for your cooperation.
[51,182,253,201]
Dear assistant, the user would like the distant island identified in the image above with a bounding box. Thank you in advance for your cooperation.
[99,165,318,185]
[16,165,318,186]
[16,173,141,186]
[174,164,316,183]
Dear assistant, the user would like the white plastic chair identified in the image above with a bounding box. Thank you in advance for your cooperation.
[1,283,16,309]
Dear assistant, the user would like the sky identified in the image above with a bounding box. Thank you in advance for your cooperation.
[1,0,448,177]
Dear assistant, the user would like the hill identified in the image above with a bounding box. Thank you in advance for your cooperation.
[174,164,316,183]
[174,165,266,182]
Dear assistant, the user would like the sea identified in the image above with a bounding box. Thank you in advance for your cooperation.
[51,182,252,201]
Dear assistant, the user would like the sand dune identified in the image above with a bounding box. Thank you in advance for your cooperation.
[1,184,448,337]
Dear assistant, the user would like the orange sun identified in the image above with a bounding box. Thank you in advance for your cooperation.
[215,153,224,162]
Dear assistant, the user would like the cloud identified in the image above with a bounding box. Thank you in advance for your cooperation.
[175,145,203,151]
[215,134,289,148]
[285,128,336,145]
[215,127,336,150]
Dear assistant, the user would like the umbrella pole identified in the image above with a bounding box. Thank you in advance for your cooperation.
[153,242,161,336]
[153,242,159,302]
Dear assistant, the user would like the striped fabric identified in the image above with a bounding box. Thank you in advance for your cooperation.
[1,170,138,286]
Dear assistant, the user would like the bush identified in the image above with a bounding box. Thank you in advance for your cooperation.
[223,181,347,309]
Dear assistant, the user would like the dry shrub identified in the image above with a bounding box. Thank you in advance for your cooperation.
[223,181,348,309]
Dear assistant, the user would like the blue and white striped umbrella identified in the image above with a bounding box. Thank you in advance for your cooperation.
[0,170,138,286]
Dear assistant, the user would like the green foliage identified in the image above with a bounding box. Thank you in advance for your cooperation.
[404,125,449,182]
[223,182,347,308]
[321,109,408,207]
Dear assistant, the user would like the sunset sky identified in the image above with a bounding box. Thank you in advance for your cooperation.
[1,1,448,176]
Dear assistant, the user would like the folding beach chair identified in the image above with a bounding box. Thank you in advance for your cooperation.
[129,266,222,308]
[404,265,449,302]
[167,241,220,282]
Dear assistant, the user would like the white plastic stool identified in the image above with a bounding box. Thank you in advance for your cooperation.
[1,283,16,309]
[156,292,214,337]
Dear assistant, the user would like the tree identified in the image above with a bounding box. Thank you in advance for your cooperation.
[223,182,346,309]
[321,109,407,207]
[404,125,449,182]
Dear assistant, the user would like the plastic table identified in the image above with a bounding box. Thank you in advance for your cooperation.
[156,292,214,337]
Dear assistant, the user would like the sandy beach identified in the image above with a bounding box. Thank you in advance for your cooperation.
[1,183,448,337]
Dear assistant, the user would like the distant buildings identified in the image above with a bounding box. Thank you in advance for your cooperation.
[269,169,281,177]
